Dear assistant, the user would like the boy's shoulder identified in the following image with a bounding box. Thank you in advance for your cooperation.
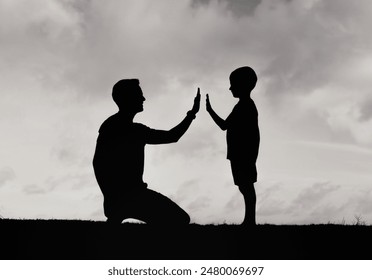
[227,100,257,126]
[234,98,258,115]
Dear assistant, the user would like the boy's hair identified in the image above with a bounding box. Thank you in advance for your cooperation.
[230,66,257,91]
[112,79,140,107]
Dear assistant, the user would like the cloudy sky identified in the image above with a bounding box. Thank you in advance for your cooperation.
[1,0,372,224]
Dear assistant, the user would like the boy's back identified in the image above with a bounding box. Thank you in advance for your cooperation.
[225,97,260,182]
[226,97,260,161]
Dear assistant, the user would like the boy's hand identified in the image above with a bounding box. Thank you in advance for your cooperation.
[206,93,212,113]
[190,87,201,115]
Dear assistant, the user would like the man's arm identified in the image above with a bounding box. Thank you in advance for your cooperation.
[146,88,200,144]
[206,94,227,131]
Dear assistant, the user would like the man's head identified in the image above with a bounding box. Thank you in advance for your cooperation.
[112,79,145,113]
[229,66,257,98]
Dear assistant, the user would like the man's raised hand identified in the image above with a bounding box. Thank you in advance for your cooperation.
[190,87,201,115]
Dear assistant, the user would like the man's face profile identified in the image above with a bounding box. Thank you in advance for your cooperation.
[123,85,146,113]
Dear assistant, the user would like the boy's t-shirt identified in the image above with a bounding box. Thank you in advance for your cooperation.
[225,97,260,167]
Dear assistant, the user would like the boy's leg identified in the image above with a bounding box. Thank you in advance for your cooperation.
[230,160,257,226]
[238,183,256,226]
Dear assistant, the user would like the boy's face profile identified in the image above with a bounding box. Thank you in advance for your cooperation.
[229,77,245,98]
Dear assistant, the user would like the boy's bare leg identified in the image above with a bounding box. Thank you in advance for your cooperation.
[239,183,256,226]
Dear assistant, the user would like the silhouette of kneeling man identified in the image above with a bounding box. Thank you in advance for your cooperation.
[93,79,200,225]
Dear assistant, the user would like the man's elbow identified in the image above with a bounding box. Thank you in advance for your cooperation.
[166,129,184,143]
[219,124,227,131]
[169,135,181,143]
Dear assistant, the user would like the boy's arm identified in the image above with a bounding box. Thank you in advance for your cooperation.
[206,94,227,131]
[146,88,200,144]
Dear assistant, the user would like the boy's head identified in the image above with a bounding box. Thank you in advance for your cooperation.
[229,66,257,98]
[112,79,145,113]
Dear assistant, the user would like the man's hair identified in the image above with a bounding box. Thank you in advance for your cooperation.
[112,79,140,107]
[230,66,257,91]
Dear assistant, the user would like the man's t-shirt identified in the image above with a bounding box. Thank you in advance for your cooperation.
[93,113,157,197]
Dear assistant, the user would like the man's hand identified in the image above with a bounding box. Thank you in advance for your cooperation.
[206,93,213,113]
[190,87,201,115]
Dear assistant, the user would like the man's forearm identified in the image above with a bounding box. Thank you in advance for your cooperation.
[167,111,195,142]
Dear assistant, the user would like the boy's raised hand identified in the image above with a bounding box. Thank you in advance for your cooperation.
[206,93,212,113]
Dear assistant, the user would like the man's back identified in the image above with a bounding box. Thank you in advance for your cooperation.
[93,113,149,197]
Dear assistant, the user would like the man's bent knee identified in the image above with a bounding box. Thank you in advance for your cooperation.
[180,211,191,225]
[106,216,124,224]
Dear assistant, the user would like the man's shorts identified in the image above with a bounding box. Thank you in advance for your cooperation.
[230,159,257,186]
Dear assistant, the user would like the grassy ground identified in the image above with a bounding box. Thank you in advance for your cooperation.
[1,219,371,260]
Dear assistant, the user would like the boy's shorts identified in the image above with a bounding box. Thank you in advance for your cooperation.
[230,159,257,186]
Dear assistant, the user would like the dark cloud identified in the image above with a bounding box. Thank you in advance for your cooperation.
[224,191,242,213]
[44,171,94,192]
[347,190,372,215]
[191,0,262,17]
[172,179,200,202]
[358,98,372,122]
[288,182,341,213]
[292,204,348,224]
[256,184,288,218]
[0,167,15,187]
[258,199,286,217]
[187,196,211,212]
[52,147,79,166]
[23,184,47,195]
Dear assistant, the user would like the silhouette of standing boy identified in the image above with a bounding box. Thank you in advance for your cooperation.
[206,67,260,226]
[93,79,200,225]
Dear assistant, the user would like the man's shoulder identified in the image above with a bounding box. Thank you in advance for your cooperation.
[98,113,151,134]
[99,113,120,133]
[130,123,151,137]
[133,122,150,130]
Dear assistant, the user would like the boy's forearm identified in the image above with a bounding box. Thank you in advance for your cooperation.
[208,108,227,130]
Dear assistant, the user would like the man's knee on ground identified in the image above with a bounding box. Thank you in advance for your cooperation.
[106,216,124,224]
[168,208,190,225]
[181,212,191,225]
